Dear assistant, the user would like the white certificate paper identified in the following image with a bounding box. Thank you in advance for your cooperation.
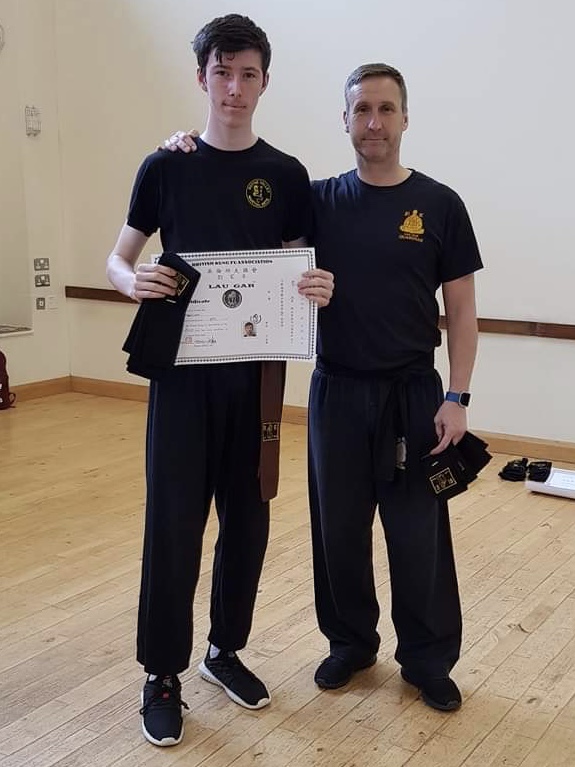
[155,248,317,364]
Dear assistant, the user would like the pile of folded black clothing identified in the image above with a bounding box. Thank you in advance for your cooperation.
[499,458,552,483]
[422,431,492,501]
[122,252,200,381]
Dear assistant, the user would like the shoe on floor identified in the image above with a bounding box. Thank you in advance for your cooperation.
[314,654,377,689]
[139,674,189,747]
[199,650,270,709]
[401,668,462,711]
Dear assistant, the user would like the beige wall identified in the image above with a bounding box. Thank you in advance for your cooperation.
[1,0,574,445]
[0,0,69,380]
[0,0,30,329]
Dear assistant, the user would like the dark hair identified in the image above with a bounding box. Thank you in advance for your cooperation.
[193,14,271,76]
[344,63,408,114]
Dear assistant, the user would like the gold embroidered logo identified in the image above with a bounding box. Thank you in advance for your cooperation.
[174,272,190,296]
[429,467,457,495]
[246,178,272,209]
[399,209,424,242]
[262,422,280,442]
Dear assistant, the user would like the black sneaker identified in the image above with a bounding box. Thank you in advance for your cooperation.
[139,674,189,747]
[199,651,270,709]
[401,668,462,711]
[314,654,377,689]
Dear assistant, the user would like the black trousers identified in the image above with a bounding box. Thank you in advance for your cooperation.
[308,366,462,678]
[137,362,269,675]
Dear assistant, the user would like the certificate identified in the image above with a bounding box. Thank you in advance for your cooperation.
[155,248,317,364]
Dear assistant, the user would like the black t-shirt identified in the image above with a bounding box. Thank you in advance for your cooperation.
[312,169,483,372]
[127,137,312,252]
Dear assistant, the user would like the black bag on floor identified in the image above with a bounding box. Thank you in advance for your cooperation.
[0,349,16,410]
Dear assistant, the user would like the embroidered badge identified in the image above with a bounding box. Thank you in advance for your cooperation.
[262,422,280,442]
[173,271,190,296]
[399,209,425,242]
[246,178,272,209]
[429,467,457,495]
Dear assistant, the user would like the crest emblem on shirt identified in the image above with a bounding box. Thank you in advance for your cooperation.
[246,178,272,209]
[399,209,424,242]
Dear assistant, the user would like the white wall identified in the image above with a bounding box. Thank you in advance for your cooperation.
[2,0,574,444]
[0,0,69,381]
[0,0,30,329]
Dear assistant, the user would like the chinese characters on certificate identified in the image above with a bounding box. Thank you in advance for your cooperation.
[154,249,317,364]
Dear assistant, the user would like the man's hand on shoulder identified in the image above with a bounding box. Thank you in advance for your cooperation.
[298,269,334,308]
[157,130,199,153]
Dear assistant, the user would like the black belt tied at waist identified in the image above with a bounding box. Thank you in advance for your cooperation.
[316,355,438,485]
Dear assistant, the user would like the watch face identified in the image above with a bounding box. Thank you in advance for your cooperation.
[460,392,471,407]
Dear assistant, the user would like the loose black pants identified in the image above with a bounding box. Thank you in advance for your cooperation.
[137,362,269,675]
[308,366,462,678]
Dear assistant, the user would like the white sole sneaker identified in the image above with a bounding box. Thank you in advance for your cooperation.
[198,660,271,710]
[140,690,184,747]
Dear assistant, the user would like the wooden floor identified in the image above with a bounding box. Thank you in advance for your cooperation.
[2,393,575,766]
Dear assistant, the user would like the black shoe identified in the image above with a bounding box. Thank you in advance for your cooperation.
[314,654,377,689]
[139,674,189,747]
[199,651,270,709]
[401,668,462,711]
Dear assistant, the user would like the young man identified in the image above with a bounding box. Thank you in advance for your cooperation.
[106,14,333,748]
[162,63,482,712]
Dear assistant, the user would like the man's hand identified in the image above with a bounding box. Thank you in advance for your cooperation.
[429,401,467,455]
[297,269,334,308]
[158,130,199,153]
[131,263,178,302]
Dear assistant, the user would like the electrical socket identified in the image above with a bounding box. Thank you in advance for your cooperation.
[46,295,57,310]
[33,257,50,271]
[34,274,50,287]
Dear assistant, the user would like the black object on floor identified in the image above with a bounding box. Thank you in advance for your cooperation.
[526,460,552,482]
[499,457,529,482]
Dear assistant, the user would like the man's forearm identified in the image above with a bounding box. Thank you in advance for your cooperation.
[445,309,478,392]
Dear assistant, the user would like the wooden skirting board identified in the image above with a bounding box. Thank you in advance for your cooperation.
[10,376,72,401]
[9,378,575,464]
[70,376,149,402]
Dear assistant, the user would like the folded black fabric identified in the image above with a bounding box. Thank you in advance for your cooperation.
[456,431,493,481]
[526,460,552,482]
[499,457,529,482]
[123,252,201,380]
[421,431,492,501]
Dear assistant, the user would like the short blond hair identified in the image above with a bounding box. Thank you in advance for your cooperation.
[344,63,408,113]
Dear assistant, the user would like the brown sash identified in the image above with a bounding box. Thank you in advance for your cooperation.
[259,361,286,501]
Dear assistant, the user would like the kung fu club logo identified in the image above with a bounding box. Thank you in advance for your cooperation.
[399,209,425,242]
[246,178,272,209]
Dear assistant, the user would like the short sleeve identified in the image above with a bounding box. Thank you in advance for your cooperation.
[126,153,161,237]
[439,191,483,283]
[282,160,313,243]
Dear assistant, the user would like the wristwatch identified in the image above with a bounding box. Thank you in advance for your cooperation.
[445,391,471,407]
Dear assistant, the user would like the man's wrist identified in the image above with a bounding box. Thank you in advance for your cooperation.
[445,390,471,407]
